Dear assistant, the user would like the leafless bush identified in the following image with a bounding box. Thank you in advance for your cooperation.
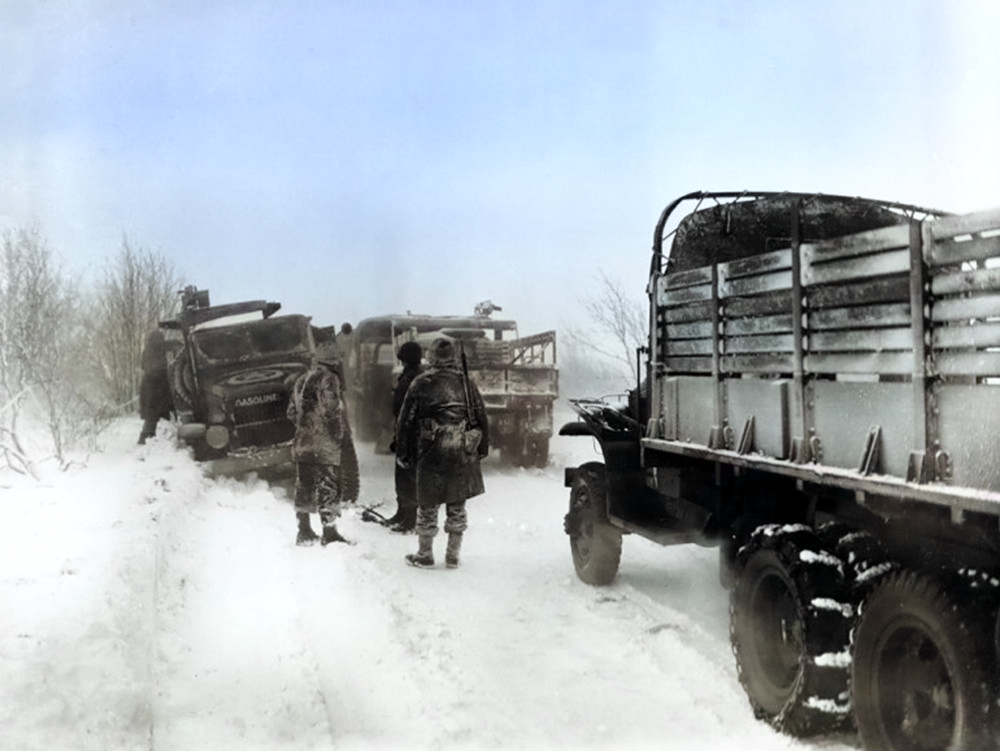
[89,235,181,412]
[563,270,646,390]
[0,224,87,473]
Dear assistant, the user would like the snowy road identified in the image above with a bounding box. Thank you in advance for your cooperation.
[1,417,861,750]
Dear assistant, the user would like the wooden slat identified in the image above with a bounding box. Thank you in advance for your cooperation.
[720,248,792,279]
[801,223,911,264]
[720,270,792,298]
[809,302,911,330]
[724,291,793,317]
[927,234,1000,267]
[934,351,1000,377]
[808,275,910,309]
[661,283,713,305]
[932,322,1000,350]
[666,321,714,339]
[802,248,910,286]
[810,327,912,352]
[722,353,795,374]
[724,333,794,354]
[662,356,713,373]
[666,338,714,356]
[725,313,794,336]
[931,267,1000,296]
[805,352,912,375]
[661,266,714,290]
[661,300,714,323]
[931,293,1000,322]
[929,206,1000,241]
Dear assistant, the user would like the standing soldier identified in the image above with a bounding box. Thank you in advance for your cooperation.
[137,328,173,445]
[385,341,424,532]
[395,337,489,568]
[287,347,357,546]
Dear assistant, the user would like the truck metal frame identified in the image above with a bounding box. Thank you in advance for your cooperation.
[561,191,1000,749]
[349,311,558,467]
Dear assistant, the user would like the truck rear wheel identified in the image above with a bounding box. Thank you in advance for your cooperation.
[852,571,995,751]
[565,462,621,585]
[500,433,524,466]
[526,437,549,469]
[730,525,851,736]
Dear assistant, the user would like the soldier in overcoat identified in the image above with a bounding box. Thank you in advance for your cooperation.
[395,337,489,568]
[137,328,173,445]
[386,341,424,532]
[287,349,357,546]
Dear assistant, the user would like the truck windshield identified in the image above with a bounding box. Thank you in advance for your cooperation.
[193,318,308,362]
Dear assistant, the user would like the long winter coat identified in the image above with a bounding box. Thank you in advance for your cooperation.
[286,364,349,466]
[139,331,173,422]
[395,363,489,505]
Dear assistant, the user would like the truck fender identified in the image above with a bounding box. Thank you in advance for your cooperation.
[558,420,598,438]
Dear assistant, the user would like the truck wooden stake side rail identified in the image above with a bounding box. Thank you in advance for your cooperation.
[560,191,1000,750]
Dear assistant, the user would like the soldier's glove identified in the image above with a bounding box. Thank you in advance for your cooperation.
[396,456,411,469]
[388,441,396,454]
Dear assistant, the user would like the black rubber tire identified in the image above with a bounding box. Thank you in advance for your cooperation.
[527,437,549,469]
[168,354,195,411]
[341,437,361,503]
[566,462,622,586]
[730,524,852,736]
[852,571,995,751]
[500,432,525,467]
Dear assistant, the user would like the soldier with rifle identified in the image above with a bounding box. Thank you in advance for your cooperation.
[394,337,489,568]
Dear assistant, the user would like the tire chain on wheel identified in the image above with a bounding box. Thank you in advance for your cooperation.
[852,569,999,751]
[730,523,853,736]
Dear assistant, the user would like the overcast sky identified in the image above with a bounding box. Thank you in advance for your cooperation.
[3,0,999,336]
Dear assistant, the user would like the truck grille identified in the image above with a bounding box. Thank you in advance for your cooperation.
[232,394,295,447]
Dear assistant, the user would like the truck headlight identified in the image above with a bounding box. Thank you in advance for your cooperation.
[206,424,230,449]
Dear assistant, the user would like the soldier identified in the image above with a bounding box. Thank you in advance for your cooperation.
[386,341,424,532]
[395,337,489,568]
[137,328,173,445]
[287,348,357,546]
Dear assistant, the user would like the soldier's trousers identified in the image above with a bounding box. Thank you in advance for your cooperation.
[293,462,343,527]
[394,462,418,512]
[415,500,468,537]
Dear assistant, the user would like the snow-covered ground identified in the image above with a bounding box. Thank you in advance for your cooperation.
[0,407,861,751]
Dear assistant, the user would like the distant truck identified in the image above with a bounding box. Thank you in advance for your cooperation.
[560,192,1000,749]
[348,306,558,467]
[160,287,345,476]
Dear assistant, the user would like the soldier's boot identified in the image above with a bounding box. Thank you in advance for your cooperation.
[390,506,417,533]
[405,535,435,568]
[321,523,353,546]
[445,532,463,569]
[296,512,319,546]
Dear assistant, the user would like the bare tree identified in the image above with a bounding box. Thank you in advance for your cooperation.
[564,270,647,385]
[0,224,86,473]
[89,235,181,411]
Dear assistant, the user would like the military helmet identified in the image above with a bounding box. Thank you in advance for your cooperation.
[397,341,423,367]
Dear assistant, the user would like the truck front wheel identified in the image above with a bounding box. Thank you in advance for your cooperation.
[565,462,621,585]
[852,571,995,751]
[730,525,851,736]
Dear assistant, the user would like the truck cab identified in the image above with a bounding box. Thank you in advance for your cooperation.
[160,287,318,476]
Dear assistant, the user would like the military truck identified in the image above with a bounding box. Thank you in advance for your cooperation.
[160,287,335,476]
[560,191,1000,749]
[349,305,558,467]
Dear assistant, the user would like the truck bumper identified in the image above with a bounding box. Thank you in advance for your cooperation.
[207,442,295,477]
